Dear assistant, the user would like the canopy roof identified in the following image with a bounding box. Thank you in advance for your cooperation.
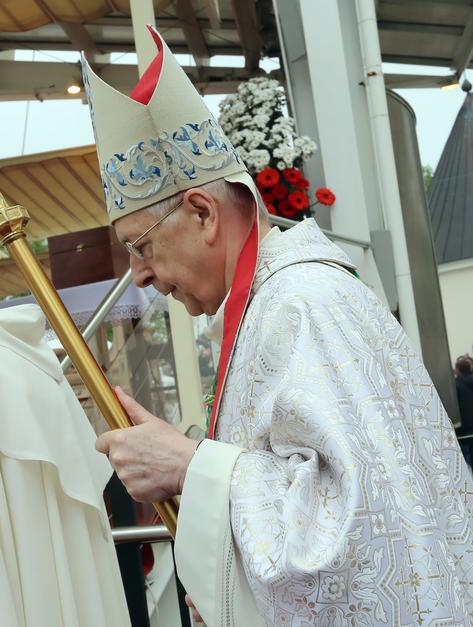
[1,0,472,69]
[428,92,473,265]
[0,252,51,298]
[0,144,108,298]
[378,0,473,71]
[0,0,276,99]
[1,0,271,65]
[0,145,107,241]
[0,1,472,101]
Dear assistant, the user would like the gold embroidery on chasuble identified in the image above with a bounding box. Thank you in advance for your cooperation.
[213,220,473,626]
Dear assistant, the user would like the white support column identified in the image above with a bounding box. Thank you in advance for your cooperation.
[130,0,205,434]
[130,0,157,74]
[299,0,389,309]
[299,0,372,242]
[167,298,205,435]
[272,0,331,230]
[298,0,421,349]
[354,0,421,350]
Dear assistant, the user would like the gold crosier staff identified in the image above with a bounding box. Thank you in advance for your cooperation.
[0,195,179,538]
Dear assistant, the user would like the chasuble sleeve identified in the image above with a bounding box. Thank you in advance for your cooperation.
[175,439,266,627]
[225,271,473,626]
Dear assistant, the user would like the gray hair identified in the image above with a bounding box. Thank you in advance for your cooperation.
[146,179,269,222]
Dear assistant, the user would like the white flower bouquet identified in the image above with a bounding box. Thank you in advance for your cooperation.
[218,77,325,219]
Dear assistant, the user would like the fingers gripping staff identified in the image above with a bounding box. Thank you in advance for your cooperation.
[96,388,197,504]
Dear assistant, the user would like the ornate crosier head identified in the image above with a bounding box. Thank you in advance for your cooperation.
[81,26,257,222]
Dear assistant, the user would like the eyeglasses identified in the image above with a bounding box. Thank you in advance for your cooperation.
[123,199,184,260]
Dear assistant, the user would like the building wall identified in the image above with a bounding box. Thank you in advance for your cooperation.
[438,259,473,363]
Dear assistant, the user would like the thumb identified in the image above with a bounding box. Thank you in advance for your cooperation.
[115,386,156,426]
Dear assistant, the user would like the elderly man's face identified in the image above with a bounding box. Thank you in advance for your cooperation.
[114,188,235,316]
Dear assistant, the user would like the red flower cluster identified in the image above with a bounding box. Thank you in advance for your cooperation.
[256,167,311,219]
[256,168,280,188]
[315,187,336,206]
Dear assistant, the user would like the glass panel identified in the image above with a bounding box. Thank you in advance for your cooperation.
[64,293,216,442]
[193,314,216,399]
[106,295,181,427]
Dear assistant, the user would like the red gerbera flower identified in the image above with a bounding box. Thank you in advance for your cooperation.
[272,183,289,200]
[288,191,309,211]
[315,187,336,206]
[295,177,310,191]
[283,168,302,185]
[256,167,280,189]
[278,200,299,219]
[262,192,275,205]
[266,203,277,215]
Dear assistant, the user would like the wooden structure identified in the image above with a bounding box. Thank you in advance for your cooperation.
[0,1,473,101]
[0,146,106,240]
[0,146,105,297]
[48,226,129,289]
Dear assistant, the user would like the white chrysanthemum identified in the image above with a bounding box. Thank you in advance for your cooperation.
[232,102,246,115]
[235,114,252,126]
[218,76,317,173]
[246,149,271,169]
[258,102,272,115]
[236,146,249,162]
[247,131,266,150]
[253,114,270,129]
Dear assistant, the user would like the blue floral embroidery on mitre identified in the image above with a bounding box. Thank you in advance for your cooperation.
[101,118,241,213]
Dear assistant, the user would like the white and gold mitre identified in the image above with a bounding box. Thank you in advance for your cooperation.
[81,26,250,222]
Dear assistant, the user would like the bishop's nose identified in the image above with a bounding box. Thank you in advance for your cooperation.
[129,255,154,288]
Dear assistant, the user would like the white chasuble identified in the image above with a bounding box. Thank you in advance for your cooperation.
[0,305,131,627]
[176,220,473,627]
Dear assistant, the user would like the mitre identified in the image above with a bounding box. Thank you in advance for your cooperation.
[81,25,255,222]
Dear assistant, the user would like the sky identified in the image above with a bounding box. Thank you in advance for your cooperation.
[0,50,470,171]
[386,63,473,170]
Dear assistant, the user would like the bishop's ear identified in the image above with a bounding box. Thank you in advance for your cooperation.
[183,187,220,244]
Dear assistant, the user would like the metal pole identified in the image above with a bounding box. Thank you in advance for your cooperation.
[269,215,372,250]
[61,268,133,372]
[112,524,172,544]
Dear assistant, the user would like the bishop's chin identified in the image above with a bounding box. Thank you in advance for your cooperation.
[172,293,206,317]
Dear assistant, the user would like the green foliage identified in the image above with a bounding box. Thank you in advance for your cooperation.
[146,311,168,344]
[29,239,48,254]
[0,239,49,301]
[106,324,114,343]
[422,165,434,192]
[0,238,48,259]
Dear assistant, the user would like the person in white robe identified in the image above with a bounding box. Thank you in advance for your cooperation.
[0,304,131,627]
[81,27,473,626]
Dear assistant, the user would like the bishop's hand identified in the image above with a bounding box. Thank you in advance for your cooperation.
[96,386,198,502]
